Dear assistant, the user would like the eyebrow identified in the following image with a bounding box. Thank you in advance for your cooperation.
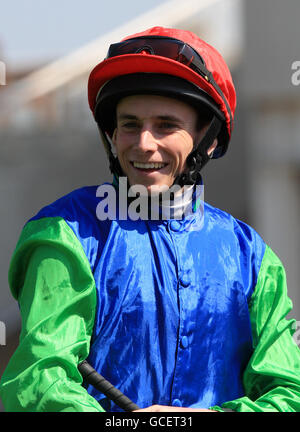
[117,114,138,121]
[117,114,184,124]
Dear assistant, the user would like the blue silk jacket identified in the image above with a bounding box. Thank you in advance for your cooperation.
[2,184,299,412]
[29,184,265,410]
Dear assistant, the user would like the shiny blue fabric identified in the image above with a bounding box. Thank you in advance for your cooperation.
[30,184,266,411]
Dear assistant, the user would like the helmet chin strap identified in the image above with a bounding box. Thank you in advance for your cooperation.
[174,115,222,187]
[97,125,124,179]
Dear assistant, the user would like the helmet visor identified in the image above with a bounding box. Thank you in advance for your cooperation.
[106,36,211,82]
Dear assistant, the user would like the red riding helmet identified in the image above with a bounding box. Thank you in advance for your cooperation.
[88,26,236,183]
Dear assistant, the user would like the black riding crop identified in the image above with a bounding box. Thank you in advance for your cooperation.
[78,360,140,412]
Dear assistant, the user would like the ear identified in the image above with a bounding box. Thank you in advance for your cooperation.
[207,138,218,157]
[112,128,117,146]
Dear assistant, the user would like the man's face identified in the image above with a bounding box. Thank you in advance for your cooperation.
[112,94,201,191]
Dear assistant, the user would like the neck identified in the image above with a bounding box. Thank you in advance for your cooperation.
[112,176,204,221]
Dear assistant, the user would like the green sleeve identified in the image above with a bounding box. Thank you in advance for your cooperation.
[212,245,300,412]
[0,217,104,412]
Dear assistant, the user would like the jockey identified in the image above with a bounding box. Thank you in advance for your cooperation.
[1,27,299,413]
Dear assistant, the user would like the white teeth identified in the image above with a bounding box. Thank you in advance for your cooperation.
[133,162,166,169]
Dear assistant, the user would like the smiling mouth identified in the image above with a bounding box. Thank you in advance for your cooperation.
[131,161,168,170]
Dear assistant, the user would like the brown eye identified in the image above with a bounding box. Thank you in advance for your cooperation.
[122,121,139,130]
[159,121,177,129]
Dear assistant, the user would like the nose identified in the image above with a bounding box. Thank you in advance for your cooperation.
[136,127,158,152]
